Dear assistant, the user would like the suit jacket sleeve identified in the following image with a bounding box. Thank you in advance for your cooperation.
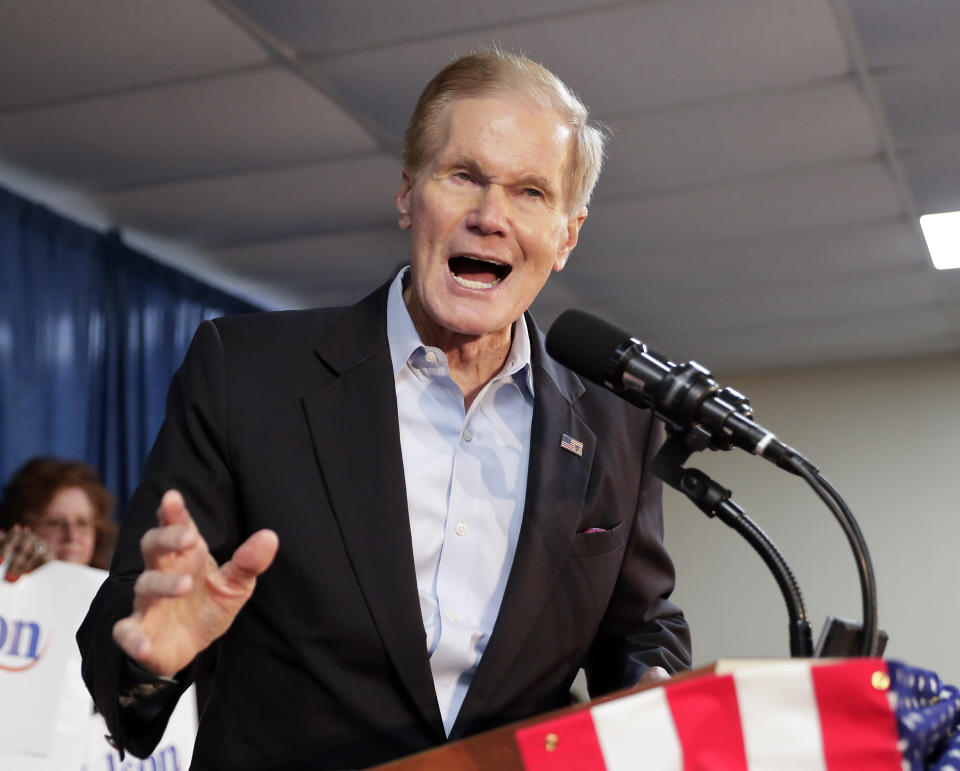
[77,319,238,758]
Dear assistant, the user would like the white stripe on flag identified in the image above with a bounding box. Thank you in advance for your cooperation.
[734,661,827,771]
[591,685,683,771]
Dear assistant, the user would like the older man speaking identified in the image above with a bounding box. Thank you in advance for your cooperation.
[78,49,691,770]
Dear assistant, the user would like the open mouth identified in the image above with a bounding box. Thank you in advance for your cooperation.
[448,256,512,289]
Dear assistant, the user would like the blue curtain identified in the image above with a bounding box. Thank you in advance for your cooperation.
[0,186,262,518]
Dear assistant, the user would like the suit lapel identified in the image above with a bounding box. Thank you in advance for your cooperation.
[451,320,594,738]
[301,284,444,739]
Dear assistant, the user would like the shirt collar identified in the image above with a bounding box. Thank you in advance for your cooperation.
[386,267,534,396]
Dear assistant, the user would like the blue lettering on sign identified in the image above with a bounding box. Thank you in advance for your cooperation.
[0,615,43,660]
[104,744,179,770]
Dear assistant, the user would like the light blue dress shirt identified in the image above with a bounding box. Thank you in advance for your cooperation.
[386,269,534,736]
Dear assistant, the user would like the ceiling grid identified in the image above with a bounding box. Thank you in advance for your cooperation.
[0,0,956,369]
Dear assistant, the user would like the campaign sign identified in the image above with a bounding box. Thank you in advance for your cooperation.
[0,561,197,769]
[0,560,102,757]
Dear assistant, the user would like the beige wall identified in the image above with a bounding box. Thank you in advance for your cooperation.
[664,353,960,684]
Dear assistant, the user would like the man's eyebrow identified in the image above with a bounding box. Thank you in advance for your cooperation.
[444,156,486,179]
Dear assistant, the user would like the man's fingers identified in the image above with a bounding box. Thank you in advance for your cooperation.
[134,569,193,599]
[112,617,152,662]
[218,529,279,587]
[157,489,193,527]
[140,523,197,562]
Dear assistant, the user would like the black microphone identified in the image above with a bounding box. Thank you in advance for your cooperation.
[545,309,800,470]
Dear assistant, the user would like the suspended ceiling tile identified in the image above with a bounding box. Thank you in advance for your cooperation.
[872,61,960,149]
[597,80,880,200]
[207,227,409,279]
[71,154,403,246]
[0,68,380,191]
[598,268,941,331]
[561,219,926,297]
[932,270,960,301]
[579,161,904,256]
[0,0,269,111]
[902,142,960,215]
[561,0,850,116]
[228,0,613,54]
[665,307,958,372]
[313,0,850,142]
[846,0,960,68]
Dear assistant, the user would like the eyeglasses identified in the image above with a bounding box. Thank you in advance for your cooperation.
[29,517,95,537]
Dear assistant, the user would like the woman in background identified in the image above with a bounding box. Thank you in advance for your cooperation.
[0,457,116,579]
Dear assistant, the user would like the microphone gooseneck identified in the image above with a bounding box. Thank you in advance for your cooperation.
[546,308,880,658]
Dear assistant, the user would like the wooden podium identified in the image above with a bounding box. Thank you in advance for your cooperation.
[371,659,905,770]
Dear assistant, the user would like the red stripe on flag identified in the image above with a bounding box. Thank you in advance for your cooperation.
[515,709,607,771]
[812,658,902,771]
[666,672,748,771]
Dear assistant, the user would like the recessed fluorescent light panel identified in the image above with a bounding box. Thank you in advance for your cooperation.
[919,211,960,270]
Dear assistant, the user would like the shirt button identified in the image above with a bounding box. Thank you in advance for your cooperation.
[463,427,473,442]
[455,520,468,536]
[424,350,438,364]
[448,609,458,622]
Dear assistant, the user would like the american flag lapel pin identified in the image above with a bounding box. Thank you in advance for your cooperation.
[560,433,584,457]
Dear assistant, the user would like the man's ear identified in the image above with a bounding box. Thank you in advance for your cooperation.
[554,207,588,271]
[396,171,414,230]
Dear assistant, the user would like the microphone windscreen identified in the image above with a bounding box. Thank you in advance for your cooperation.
[545,309,631,385]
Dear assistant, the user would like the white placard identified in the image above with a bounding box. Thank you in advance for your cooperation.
[0,561,197,769]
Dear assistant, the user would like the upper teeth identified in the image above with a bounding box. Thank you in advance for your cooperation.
[461,256,503,265]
